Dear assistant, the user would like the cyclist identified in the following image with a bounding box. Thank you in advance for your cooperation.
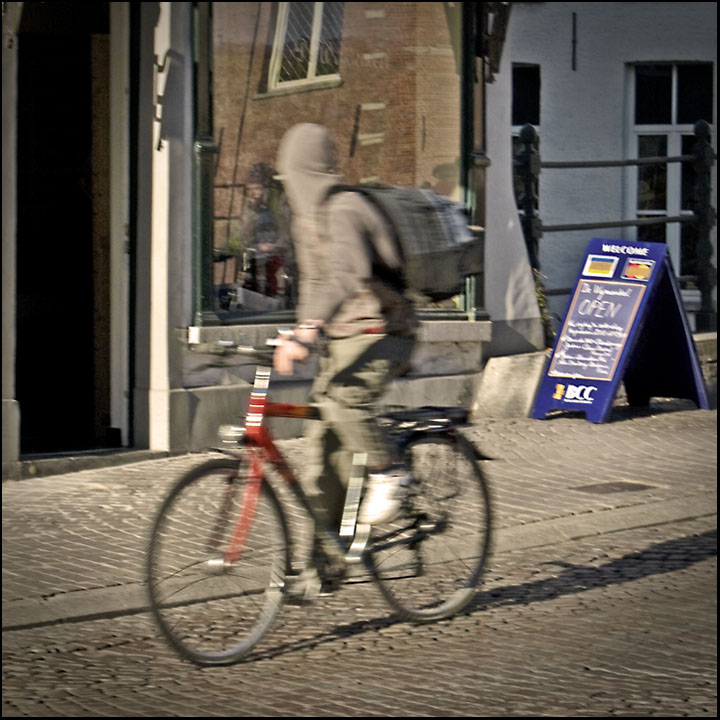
[272,123,418,596]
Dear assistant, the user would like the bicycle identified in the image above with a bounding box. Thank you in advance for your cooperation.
[146,338,492,666]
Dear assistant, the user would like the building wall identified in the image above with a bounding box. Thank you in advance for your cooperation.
[503,1,717,324]
[3,3,550,464]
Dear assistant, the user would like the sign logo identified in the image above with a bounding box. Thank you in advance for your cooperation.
[553,383,598,404]
[622,258,655,281]
[582,255,618,278]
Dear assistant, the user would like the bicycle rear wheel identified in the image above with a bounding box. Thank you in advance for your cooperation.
[367,432,492,622]
[146,457,290,665]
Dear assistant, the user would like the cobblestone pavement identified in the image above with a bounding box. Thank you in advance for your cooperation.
[2,517,716,717]
[2,403,717,716]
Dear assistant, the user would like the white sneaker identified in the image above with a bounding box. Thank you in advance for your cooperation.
[358,468,409,525]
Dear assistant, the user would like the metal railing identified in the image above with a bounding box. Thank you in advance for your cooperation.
[514,120,717,332]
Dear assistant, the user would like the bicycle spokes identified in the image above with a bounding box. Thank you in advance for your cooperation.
[367,434,492,622]
[147,458,289,665]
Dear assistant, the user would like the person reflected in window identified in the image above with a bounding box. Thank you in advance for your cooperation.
[236,162,292,298]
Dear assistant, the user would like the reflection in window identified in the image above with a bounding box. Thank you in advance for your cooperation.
[213,163,295,313]
[637,135,667,211]
[272,2,344,88]
[211,2,464,316]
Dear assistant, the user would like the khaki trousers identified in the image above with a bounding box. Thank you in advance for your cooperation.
[305,332,415,531]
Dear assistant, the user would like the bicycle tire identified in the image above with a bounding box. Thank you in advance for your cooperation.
[367,432,492,622]
[146,457,290,666]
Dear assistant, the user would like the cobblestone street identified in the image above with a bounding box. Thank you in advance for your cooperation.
[2,405,717,716]
[2,517,716,717]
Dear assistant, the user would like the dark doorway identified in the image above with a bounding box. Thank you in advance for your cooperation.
[16,2,117,454]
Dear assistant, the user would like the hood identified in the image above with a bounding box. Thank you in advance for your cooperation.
[276,123,343,216]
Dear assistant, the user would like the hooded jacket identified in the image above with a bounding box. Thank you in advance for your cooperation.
[276,123,417,339]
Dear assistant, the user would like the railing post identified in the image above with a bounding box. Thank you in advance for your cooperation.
[515,123,542,271]
[514,124,554,346]
[691,120,717,332]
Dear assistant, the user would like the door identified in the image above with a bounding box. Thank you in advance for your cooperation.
[16,2,118,454]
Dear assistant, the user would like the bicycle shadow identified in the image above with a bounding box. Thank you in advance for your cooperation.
[241,528,716,663]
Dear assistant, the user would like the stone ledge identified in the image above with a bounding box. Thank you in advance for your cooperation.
[181,319,492,386]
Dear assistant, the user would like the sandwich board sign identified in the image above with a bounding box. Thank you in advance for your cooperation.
[531,238,709,423]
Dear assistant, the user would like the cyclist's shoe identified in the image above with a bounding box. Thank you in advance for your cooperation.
[358,466,411,525]
[285,548,346,605]
[284,567,324,605]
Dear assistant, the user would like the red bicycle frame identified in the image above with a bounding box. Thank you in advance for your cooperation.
[223,366,320,564]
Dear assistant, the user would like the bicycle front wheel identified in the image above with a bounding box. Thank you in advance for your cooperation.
[367,432,492,622]
[146,457,290,665]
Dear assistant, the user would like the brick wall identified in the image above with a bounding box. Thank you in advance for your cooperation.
[211,1,463,271]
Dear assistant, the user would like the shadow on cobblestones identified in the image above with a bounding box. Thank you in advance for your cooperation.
[473,528,717,612]
[241,528,716,663]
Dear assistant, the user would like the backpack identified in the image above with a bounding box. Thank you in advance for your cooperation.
[325,184,483,301]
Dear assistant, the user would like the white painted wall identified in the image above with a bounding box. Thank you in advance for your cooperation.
[496,1,717,322]
[485,61,544,354]
[147,2,195,451]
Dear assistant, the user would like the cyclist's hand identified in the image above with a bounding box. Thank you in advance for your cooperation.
[273,338,309,375]
[294,325,319,346]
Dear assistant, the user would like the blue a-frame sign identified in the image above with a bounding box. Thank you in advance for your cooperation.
[532,238,710,423]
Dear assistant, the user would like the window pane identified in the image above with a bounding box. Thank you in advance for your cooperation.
[637,135,667,211]
[677,63,714,124]
[211,2,464,315]
[681,134,695,211]
[635,65,671,124]
[680,222,698,282]
[636,221,666,244]
[279,2,314,82]
[317,2,344,76]
[512,65,540,126]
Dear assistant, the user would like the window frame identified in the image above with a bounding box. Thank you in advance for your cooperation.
[267,2,343,92]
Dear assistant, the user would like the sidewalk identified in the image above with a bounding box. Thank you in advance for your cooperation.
[2,400,716,632]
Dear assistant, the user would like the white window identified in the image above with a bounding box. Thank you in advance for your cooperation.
[269,2,345,91]
[628,63,714,288]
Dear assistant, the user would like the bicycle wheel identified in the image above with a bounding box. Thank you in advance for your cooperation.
[146,457,290,665]
[367,432,492,622]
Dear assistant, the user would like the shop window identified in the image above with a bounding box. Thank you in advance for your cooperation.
[206,2,467,322]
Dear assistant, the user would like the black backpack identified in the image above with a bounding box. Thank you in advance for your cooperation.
[325,184,483,301]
